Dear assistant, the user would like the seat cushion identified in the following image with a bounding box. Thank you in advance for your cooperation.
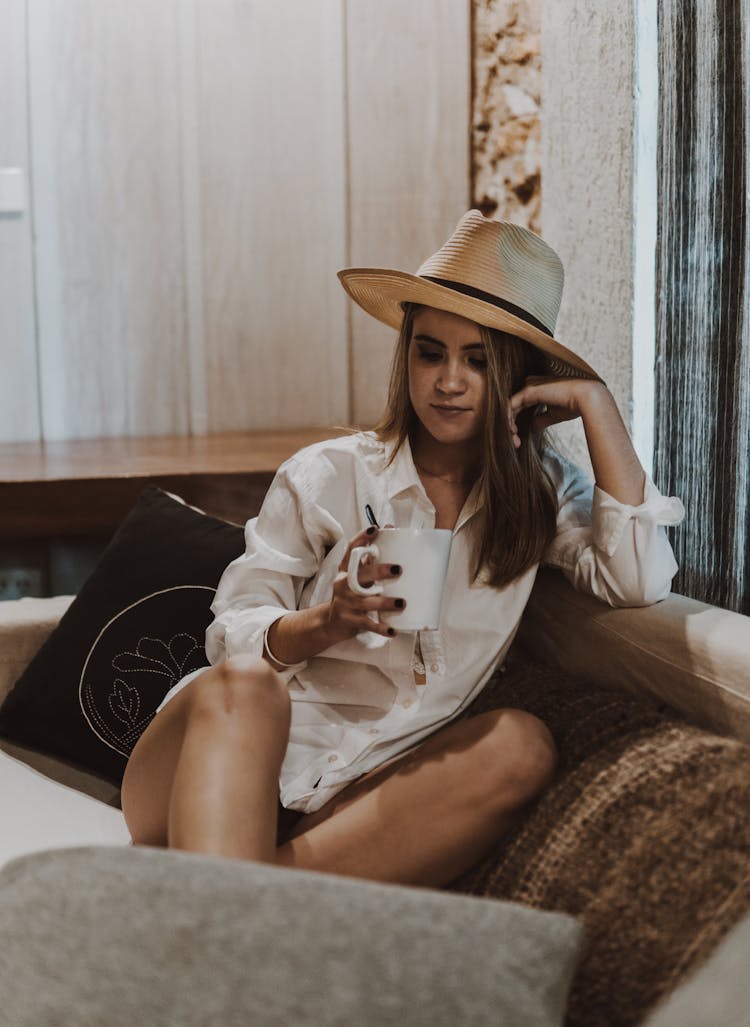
[0,749,130,868]
[451,655,750,1027]
[0,845,584,1027]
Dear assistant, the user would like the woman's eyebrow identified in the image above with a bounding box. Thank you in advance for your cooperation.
[413,333,484,350]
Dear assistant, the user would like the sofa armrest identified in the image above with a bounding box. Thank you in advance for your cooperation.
[0,596,74,704]
[517,568,750,745]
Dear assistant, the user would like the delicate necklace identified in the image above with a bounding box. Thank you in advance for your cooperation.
[414,461,474,486]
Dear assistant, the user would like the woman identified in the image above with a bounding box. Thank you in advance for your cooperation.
[121,211,684,887]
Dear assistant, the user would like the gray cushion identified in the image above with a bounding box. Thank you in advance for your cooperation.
[0,845,584,1026]
[643,913,750,1026]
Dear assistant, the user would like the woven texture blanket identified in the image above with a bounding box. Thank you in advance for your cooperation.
[450,654,750,1027]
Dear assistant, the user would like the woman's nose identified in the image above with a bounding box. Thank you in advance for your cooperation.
[437,363,467,392]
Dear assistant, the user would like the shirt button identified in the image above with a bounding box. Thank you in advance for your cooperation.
[368,727,380,735]
[327,754,338,764]
[430,663,439,673]
[401,699,413,709]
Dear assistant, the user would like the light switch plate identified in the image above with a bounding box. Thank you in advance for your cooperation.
[0,168,25,214]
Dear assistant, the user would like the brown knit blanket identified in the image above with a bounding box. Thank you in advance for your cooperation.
[449,653,750,1027]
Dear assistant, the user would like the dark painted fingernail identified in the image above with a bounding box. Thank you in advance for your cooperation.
[391,565,402,575]
[387,628,396,636]
[366,526,377,535]
[395,598,405,609]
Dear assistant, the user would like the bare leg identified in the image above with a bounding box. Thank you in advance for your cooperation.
[123,665,557,886]
[122,657,290,862]
[275,708,557,888]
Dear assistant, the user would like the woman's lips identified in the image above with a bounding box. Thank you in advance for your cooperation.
[431,404,470,418]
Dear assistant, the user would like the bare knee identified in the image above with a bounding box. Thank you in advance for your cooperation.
[510,710,558,796]
[473,708,558,809]
[188,656,290,728]
[122,658,289,847]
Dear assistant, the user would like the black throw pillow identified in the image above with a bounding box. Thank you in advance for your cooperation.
[0,487,245,785]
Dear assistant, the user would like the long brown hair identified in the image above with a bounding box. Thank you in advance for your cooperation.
[373,302,559,588]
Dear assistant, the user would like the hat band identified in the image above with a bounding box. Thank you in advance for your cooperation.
[420,275,553,337]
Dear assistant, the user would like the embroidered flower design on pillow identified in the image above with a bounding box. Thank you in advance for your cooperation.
[109,634,204,729]
[79,586,214,756]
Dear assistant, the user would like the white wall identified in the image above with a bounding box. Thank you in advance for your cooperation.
[1,0,470,442]
[0,0,41,441]
[540,0,654,475]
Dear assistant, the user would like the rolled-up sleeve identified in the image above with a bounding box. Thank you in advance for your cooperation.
[204,459,328,682]
[541,448,686,608]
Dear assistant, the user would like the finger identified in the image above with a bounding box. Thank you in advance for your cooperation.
[357,615,396,638]
[335,605,394,637]
[350,526,378,551]
[335,606,395,638]
[510,387,536,414]
[510,389,528,414]
[338,526,378,572]
[366,561,403,583]
[529,408,577,433]
[333,569,371,599]
[338,557,378,590]
[333,558,381,595]
[511,374,559,411]
[355,595,406,613]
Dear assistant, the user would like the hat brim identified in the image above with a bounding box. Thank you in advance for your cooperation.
[338,268,601,381]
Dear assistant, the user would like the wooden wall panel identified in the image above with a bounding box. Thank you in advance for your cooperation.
[195,0,349,431]
[0,0,41,442]
[346,0,472,427]
[28,0,190,440]
[4,1,471,445]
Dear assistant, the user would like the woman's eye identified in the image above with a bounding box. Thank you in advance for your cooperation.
[469,357,487,370]
[418,349,442,362]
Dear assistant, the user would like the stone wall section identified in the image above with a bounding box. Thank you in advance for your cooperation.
[472,0,541,232]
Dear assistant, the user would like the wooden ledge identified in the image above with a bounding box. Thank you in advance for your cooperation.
[0,428,344,540]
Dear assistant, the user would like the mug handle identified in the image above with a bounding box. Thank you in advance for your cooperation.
[346,545,383,596]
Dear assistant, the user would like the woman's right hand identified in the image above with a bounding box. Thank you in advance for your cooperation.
[327,527,404,640]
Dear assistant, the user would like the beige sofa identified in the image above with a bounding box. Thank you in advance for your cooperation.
[1,569,749,1025]
[2,570,748,864]
[0,595,129,866]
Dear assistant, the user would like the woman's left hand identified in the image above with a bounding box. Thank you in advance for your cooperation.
[510,375,646,506]
[508,376,607,446]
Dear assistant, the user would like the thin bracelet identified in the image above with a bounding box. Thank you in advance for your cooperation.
[263,624,299,669]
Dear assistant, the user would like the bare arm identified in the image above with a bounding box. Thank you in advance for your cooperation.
[578,383,645,505]
[264,527,404,669]
[510,378,646,505]
[265,604,342,670]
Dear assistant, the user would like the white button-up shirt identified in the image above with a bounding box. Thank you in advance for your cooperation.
[158,431,685,813]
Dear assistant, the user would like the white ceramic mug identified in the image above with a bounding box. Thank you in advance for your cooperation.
[346,527,453,631]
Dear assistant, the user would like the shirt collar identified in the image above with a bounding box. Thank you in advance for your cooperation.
[382,435,422,501]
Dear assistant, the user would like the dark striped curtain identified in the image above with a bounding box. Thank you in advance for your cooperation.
[655,0,749,614]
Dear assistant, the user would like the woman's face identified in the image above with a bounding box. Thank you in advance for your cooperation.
[407,307,488,448]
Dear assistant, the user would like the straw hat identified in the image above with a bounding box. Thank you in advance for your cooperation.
[337,209,600,380]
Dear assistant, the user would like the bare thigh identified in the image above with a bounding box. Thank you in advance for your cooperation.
[121,661,291,847]
[285,706,557,844]
[121,678,202,846]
